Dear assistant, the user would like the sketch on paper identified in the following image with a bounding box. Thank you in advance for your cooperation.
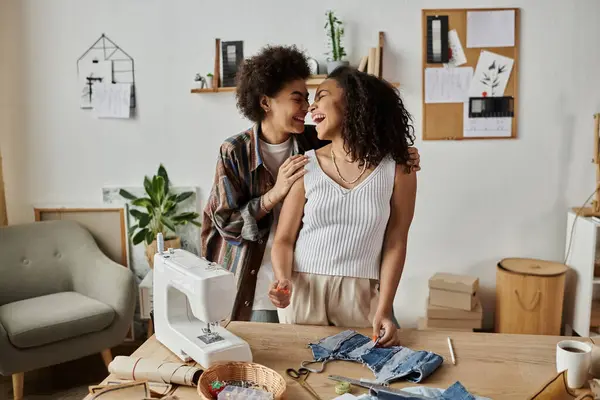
[78,34,136,110]
[469,51,514,98]
[102,186,201,282]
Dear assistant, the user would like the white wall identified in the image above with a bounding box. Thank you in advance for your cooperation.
[2,0,600,329]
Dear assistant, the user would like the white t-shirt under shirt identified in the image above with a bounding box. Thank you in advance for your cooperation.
[252,137,293,311]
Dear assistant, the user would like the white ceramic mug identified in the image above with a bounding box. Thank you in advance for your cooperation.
[556,340,592,389]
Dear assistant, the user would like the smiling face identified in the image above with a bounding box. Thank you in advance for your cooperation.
[261,79,309,134]
[309,79,345,141]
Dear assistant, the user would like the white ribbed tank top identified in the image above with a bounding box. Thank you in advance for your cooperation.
[293,149,396,280]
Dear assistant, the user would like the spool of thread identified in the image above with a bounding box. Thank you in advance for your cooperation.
[334,381,351,395]
[157,233,164,254]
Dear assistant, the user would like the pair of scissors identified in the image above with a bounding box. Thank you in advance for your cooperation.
[286,367,322,400]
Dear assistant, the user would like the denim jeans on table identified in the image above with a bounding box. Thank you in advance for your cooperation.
[303,329,443,384]
[362,381,486,400]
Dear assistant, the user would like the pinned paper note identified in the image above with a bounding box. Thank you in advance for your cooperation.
[466,10,515,48]
[445,30,467,67]
[425,67,473,103]
[92,83,132,119]
[469,51,514,97]
[463,101,512,138]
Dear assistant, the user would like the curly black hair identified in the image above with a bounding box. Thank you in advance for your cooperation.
[327,66,415,169]
[235,45,311,122]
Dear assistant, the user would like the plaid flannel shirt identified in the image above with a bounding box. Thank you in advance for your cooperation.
[201,124,327,321]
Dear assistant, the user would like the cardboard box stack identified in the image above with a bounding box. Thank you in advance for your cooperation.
[418,273,483,331]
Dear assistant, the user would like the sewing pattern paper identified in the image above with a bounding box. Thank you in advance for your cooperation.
[425,67,473,103]
[469,51,514,97]
[466,10,515,48]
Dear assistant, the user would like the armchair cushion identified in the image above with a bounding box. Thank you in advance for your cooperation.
[0,291,115,349]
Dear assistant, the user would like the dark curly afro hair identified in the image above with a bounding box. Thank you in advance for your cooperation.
[327,66,415,170]
[235,45,311,122]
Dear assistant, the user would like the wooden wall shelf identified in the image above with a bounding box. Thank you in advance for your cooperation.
[191,78,400,94]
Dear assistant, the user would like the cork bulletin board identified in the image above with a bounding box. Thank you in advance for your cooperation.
[422,8,520,140]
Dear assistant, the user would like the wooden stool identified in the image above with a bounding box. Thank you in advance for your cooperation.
[495,257,568,335]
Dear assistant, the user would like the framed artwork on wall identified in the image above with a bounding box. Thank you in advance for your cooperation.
[221,41,243,87]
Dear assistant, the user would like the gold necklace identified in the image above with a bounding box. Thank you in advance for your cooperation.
[331,148,367,185]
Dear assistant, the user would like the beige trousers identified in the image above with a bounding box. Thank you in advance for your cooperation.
[277,272,380,327]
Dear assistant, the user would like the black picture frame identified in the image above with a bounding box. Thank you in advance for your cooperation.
[221,41,244,87]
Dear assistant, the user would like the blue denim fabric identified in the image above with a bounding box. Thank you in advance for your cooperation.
[304,330,443,384]
[364,381,481,400]
[441,382,477,399]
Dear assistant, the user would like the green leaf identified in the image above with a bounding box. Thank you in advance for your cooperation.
[128,224,138,238]
[161,216,177,233]
[132,197,153,208]
[175,191,194,203]
[157,164,169,192]
[145,229,155,245]
[191,220,202,228]
[132,228,149,245]
[119,189,137,201]
[173,211,200,222]
[138,214,151,228]
[144,177,160,207]
[163,200,177,216]
[129,209,151,229]
[153,176,166,204]
[144,176,153,197]
[130,209,147,219]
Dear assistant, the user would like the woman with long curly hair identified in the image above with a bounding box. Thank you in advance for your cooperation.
[270,66,417,347]
[203,45,420,324]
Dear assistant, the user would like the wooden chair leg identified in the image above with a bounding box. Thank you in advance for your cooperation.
[147,320,154,339]
[100,348,113,369]
[12,372,23,400]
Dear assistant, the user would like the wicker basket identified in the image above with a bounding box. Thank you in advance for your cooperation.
[197,361,286,400]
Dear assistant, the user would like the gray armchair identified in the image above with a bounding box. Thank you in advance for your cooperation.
[0,220,136,400]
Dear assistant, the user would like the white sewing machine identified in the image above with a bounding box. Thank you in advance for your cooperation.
[153,236,252,368]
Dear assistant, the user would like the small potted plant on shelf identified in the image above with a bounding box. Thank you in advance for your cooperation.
[119,164,201,268]
[206,72,214,89]
[325,10,348,74]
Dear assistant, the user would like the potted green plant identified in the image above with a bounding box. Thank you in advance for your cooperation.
[325,10,348,74]
[119,164,201,268]
[206,72,214,89]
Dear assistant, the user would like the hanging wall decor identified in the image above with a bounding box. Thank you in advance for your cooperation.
[77,34,136,113]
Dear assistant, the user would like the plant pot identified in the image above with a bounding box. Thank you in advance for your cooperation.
[327,60,349,74]
[206,77,214,89]
[145,236,182,268]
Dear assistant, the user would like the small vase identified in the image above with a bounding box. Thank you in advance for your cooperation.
[327,60,349,74]
[206,77,214,89]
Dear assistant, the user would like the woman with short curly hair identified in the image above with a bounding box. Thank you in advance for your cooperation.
[270,66,417,347]
[202,45,420,325]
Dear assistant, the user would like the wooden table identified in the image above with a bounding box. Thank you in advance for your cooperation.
[84,322,591,399]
